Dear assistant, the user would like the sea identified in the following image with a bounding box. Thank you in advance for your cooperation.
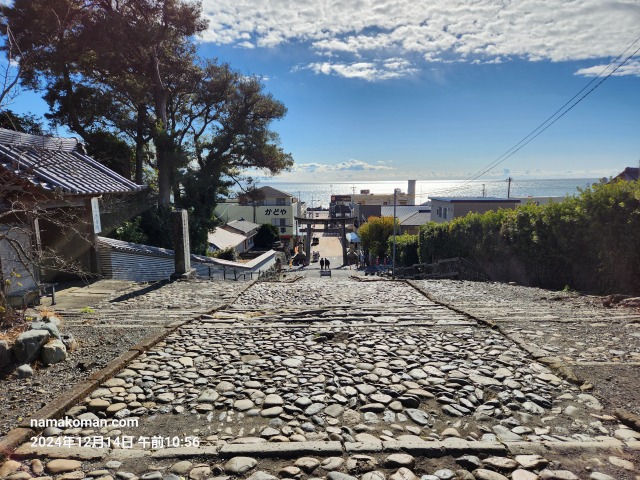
[240,178,600,208]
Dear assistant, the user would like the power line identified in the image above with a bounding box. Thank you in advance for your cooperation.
[428,34,640,197]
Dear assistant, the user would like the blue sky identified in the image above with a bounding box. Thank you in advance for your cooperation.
[10,0,640,182]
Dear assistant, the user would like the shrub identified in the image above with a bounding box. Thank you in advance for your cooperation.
[389,234,419,267]
[418,180,640,294]
[253,224,280,248]
[207,246,237,261]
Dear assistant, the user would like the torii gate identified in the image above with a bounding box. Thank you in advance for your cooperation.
[294,216,357,266]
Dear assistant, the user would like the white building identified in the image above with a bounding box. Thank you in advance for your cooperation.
[430,197,521,223]
[214,186,304,248]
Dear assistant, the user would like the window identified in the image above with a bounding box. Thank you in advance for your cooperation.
[272,218,286,227]
[276,197,286,206]
[443,208,448,219]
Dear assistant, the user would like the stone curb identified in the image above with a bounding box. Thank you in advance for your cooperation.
[614,409,640,433]
[18,381,99,429]
[345,442,382,453]
[219,441,344,458]
[0,279,258,463]
[192,322,458,330]
[127,329,175,352]
[107,449,150,461]
[151,446,220,458]
[0,429,35,462]
[380,439,506,456]
[405,280,494,328]
[89,351,140,380]
[539,440,625,452]
[11,445,108,460]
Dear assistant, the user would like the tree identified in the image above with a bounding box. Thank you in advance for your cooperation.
[358,216,397,260]
[0,110,45,135]
[177,66,293,253]
[2,0,294,254]
[253,224,280,249]
[1,0,206,190]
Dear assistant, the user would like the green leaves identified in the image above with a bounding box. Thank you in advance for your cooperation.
[358,216,397,260]
[419,180,640,294]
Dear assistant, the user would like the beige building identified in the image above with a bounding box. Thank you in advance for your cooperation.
[214,186,304,248]
[351,180,417,206]
[430,197,521,223]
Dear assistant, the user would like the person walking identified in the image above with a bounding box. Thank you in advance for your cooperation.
[325,258,331,270]
[320,257,325,270]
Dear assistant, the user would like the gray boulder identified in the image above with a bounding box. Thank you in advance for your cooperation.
[14,329,50,363]
[17,364,33,378]
[41,339,67,365]
[41,314,62,328]
[30,320,61,339]
[61,333,78,351]
[0,340,13,368]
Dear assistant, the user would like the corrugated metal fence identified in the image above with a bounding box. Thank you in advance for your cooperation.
[98,237,276,282]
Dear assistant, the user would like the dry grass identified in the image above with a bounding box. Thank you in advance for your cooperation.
[0,323,29,343]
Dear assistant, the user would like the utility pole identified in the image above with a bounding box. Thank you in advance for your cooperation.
[482,184,486,198]
[507,177,512,198]
[392,188,399,276]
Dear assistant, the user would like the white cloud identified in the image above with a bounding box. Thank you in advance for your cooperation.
[294,159,395,173]
[236,41,255,49]
[200,0,640,78]
[575,59,640,77]
[304,58,418,81]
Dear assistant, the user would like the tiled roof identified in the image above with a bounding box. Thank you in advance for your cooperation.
[0,128,142,195]
[98,236,276,270]
[207,228,247,250]
[226,219,260,234]
[99,236,228,265]
[614,167,639,181]
[400,211,432,226]
[98,236,175,258]
[381,206,431,218]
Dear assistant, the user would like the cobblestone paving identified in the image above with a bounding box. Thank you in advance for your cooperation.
[2,278,639,480]
[0,280,248,437]
[419,280,640,416]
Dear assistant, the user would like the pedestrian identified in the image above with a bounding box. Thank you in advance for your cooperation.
[320,257,325,270]
[326,258,331,270]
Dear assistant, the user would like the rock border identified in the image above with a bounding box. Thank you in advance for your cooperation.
[0,278,257,462]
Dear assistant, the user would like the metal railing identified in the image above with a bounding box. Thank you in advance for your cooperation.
[202,266,258,281]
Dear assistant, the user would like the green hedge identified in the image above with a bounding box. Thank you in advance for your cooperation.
[388,234,419,267]
[419,180,640,294]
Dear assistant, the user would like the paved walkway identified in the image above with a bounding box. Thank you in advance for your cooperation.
[1,277,639,480]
